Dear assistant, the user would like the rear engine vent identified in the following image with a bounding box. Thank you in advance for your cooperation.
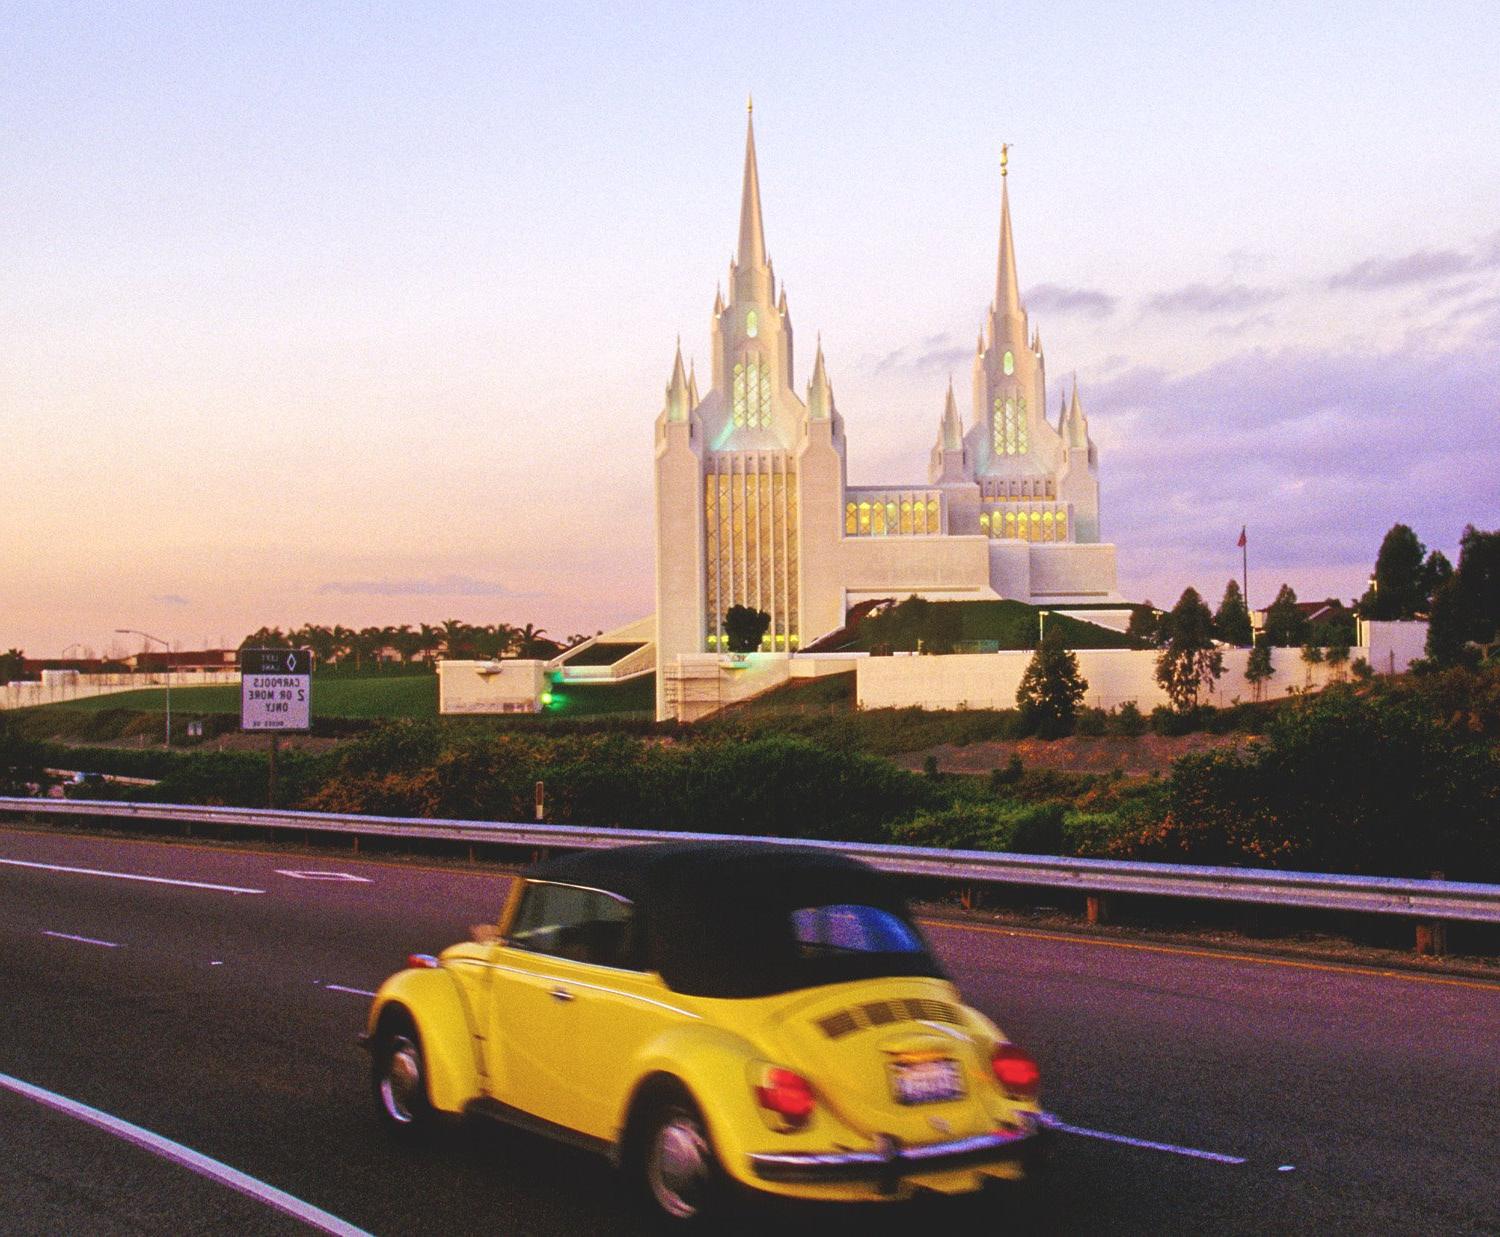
[817,998,962,1039]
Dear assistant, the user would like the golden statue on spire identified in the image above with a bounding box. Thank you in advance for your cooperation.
[1001,142,1011,178]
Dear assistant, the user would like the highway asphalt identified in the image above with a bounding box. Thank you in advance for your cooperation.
[1,825,1496,1235]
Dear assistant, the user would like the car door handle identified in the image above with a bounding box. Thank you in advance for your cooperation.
[549,987,575,1003]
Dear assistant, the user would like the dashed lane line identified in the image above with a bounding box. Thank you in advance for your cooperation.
[0,1070,372,1237]
[0,857,264,895]
[320,983,377,997]
[42,930,121,948]
[1040,1113,1249,1164]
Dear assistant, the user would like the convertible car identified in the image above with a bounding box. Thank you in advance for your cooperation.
[362,840,1047,1225]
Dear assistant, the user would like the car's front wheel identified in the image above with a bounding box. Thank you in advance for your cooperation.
[629,1085,726,1228]
[370,1009,436,1141]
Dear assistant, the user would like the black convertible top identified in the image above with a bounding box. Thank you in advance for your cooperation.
[520,841,945,998]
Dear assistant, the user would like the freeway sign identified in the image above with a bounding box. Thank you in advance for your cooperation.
[240,648,312,731]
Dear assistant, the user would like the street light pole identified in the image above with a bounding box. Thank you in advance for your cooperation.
[116,629,171,748]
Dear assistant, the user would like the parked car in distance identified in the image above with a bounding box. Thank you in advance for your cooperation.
[362,841,1047,1226]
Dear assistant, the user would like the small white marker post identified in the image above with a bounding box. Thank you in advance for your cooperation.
[535,780,545,822]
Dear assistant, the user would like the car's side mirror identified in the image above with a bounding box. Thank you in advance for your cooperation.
[470,923,501,945]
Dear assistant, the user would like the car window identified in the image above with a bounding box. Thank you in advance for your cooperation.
[790,904,925,955]
[508,881,639,970]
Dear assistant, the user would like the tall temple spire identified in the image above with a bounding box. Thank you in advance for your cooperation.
[995,165,1022,318]
[738,102,767,269]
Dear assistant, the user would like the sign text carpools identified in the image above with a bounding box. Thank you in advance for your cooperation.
[239,648,312,731]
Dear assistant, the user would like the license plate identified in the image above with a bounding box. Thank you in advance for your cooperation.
[890,1057,964,1105]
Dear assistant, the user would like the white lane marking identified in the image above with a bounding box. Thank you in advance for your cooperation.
[1278,1164,1296,1172]
[1042,1115,1248,1165]
[42,930,122,948]
[274,870,372,883]
[0,1070,372,1237]
[321,983,377,998]
[0,857,264,895]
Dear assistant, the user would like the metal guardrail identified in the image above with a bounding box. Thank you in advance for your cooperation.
[3,796,1498,925]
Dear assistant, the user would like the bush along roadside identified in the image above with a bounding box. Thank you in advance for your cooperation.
[6,666,1496,884]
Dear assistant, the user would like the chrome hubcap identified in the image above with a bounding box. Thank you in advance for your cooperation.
[380,1035,420,1124]
[647,1114,709,1219]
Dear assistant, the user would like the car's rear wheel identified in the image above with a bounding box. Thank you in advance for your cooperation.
[629,1085,726,1228]
[371,1009,436,1141]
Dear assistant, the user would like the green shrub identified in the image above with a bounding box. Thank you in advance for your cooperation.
[1109,702,1148,737]
[1075,707,1108,737]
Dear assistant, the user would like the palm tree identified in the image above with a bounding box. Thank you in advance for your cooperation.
[440,618,473,660]
[417,623,442,667]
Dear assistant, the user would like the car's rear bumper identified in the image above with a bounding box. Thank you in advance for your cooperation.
[748,1112,1047,1190]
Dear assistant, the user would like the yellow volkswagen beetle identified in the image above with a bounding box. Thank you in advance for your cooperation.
[362,841,1047,1225]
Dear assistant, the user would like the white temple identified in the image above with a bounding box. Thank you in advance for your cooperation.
[653,107,1118,718]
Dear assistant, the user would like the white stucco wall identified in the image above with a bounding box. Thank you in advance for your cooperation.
[1358,620,1429,674]
[857,645,1367,712]
[438,660,547,714]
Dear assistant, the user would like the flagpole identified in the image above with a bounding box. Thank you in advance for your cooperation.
[1241,529,1249,612]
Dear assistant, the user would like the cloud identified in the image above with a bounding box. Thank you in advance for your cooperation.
[151,594,189,606]
[1089,307,1500,597]
[1329,232,1500,291]
[318,574,523,597]
[1023,283,1117,318]
[871,334,972,373]
[1145,281,1283,314]
[1329,248,1479,290]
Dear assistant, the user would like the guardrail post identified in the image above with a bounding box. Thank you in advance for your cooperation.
[1086,894,1111,925]
[1416,870,1448,956]
[1415,920,1447,956]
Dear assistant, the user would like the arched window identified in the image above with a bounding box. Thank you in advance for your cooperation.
[745,361,760,428]
[1031,511,1042,539]
[746,309,759,338]
[979,512,991,534]
[1003,350,1015,375]
[846,502,857,534]
[858,501,871,533]
[1042,510,1055,541]
[926,498,940,533]
[1056,511,1068,540]
[1004,511,1016,538]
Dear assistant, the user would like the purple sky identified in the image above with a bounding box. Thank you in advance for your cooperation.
[4,2,1497,656]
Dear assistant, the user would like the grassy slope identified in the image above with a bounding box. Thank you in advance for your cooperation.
[37,676,438,720]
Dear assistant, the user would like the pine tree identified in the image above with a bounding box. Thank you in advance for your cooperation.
[1016,629,1088,738]
[1263,584,1308,647]
[1213,579,1253,646]
[1154,588,1224,712]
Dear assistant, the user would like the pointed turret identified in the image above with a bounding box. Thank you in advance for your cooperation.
[942,379,963,449]
[687,359,699,409]
[737,103,767,270]
[663,339,690,422]
[1064,377,1089,449]
[807,335,833,421]
[713,285,725,317]
[777,285,788,316]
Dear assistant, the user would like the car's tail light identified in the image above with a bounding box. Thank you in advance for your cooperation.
[991,1043,1040,1100]
[407,953,439,969]
[754,1067,816,1130]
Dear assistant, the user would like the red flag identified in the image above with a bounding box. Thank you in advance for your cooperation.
[1237,526,1247,548]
